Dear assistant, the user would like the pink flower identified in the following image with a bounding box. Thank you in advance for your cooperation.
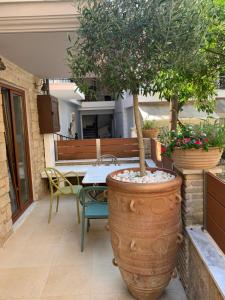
[204,138,209,143]
[194,140,202,145]
[184,138,191,144]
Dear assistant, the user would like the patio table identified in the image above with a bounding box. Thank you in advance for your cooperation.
[41,159,156,180]
[82,163,140,184]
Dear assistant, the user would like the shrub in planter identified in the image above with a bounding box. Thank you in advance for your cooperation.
[142,120,159,139]
[161,121,225,169]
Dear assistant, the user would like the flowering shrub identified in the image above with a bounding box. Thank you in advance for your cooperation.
[160,121,225,157]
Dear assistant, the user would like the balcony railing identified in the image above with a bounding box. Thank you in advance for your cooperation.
[49,78,74,84]
[218,76,225,89]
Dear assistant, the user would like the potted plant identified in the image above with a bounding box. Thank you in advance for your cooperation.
[161,121,225,170]
[142,119,159,139]
[68,0,216,299]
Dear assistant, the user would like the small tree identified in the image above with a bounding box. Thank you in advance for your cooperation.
[153,0,225,131]
[68,0,213,176]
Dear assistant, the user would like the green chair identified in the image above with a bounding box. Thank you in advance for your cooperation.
[95,154,119,166]
[45,167,82,224]
[80,186,109,252]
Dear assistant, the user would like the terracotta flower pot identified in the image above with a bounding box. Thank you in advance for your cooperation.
[107,168,182,300]
[142,128,159,139]
[172,147,223,170]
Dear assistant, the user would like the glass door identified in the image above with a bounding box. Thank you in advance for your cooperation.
[1,86,32,221]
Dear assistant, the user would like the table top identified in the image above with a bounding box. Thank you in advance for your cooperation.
[82,163,140,184]
[41,159,156,180]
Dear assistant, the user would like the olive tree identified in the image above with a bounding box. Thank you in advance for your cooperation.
[68,0,213,175]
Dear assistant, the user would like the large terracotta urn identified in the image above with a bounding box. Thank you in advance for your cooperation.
[107,168,182,300]
[172,147,223,170]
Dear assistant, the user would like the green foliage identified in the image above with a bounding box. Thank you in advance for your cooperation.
[160,120,225,157]
[142,119,157,130]
[205,0,225,63]
[68,0,214,97]
[152,0,225,118]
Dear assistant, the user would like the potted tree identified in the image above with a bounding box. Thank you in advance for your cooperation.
[161,121,225,170]
[142,119,159,139]
[68,0,214,298]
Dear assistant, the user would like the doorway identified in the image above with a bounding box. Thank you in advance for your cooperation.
[1,85,33,222]
[82,114,114,139]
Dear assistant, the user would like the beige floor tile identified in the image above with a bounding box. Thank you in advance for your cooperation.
[52,241,92,268]
[91,274,126,295]
[40,296,90,300]
[0,267,49,299]
[159,289,187,300]
[41,266,91,297]
[0,198,187,300]
[0,242,57,269]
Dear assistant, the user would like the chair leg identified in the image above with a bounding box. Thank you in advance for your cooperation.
[48,194,53,223]
[56,195,59,212]
[76,197,80,224]
[87,219,90,232]
[81,216,86,252]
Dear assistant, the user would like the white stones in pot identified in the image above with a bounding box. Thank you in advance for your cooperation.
[112,170,175,183]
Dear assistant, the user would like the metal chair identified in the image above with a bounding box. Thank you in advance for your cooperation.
[95,154,119,166]
[45,167,82,224]
[80,186,108,251]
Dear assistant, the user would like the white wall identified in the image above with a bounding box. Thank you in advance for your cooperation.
[114,97,124,138]
[58,99,80,138]
[114,92,135,138]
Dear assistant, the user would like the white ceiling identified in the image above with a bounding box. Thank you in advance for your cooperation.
[0,31,76,78]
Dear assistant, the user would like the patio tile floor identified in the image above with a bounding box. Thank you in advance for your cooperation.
[0,196,187,300]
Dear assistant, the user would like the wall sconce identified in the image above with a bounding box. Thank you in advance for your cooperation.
[0,58,6,71]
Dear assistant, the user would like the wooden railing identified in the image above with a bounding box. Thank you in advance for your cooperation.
[206,172,225,255]
[56,138,139,160]
[150,138,173,170]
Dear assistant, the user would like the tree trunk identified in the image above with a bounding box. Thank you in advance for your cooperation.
[170,95,179,131]
[133,94,146,176]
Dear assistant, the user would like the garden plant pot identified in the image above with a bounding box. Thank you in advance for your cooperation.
[142,129,159,139]
[172,147,223,170]
[107,168,182,300]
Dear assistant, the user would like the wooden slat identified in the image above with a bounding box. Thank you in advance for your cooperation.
[57,139,96,146]
[58,146,97,155]
[206,215,225,255]
[58,152,97,160]
[207,194,225,233]
[56,138,140,160]
[57,139,97,160]
[207,173,225,208]
[101,138,139,158]
[206,172,225,255]
[101,144,139,152]
[100,138,138,145]
[102,151,139,158]
[162,156,173,170]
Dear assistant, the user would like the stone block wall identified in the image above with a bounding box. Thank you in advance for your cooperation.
[176,167,222,297]
[0,56,47,245]
[188,241,223,300]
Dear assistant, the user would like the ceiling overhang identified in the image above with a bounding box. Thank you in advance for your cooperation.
[0,1,79,77]
[0,0,80,33]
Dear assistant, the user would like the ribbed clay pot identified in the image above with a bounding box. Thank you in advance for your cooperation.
[142,129,159,139]
[107,168,182,300]
[172,147,223,170]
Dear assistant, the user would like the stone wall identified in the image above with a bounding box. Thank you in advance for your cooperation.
[188,241,223,300]
[0,56,46,245]
[176,167,222,298]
